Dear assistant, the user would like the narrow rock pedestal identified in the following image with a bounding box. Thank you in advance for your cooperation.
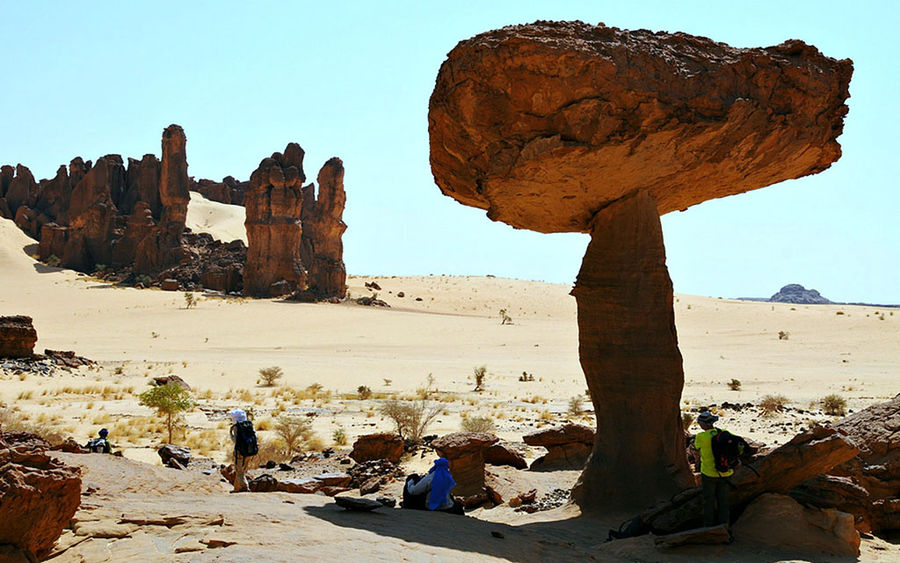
[570,191,694,510]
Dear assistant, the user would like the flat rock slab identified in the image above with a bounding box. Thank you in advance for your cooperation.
[334,496,383,511]
[655,524,730,548]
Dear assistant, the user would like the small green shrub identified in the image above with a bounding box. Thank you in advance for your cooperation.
[274,415,315,456]
[357,385,372,400]
[728,378,742,391]
[332,427,347,446]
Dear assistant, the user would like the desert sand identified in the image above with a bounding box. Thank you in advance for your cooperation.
[2,201,898,561]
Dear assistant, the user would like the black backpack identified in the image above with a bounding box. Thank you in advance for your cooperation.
[710,429,746,473]
[234,420,258,457]
[87,438,110,453]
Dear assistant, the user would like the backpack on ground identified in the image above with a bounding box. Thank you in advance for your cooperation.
[710,429,746,473]
[86,438,109,453]
[234,420,258,457]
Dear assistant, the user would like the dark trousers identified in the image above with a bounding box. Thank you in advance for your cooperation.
[701,475,730,527]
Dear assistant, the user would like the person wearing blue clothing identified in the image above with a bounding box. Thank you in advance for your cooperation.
[402,458,464,515]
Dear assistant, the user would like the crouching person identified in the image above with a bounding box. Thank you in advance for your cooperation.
[402,457,464,515]
[86,428,112,453]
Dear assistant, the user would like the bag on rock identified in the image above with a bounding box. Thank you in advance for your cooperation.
[234,420,258,457]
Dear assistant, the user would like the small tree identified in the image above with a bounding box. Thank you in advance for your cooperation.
[258,366,283,387]
[379,399,441,444]
[274,415,314,457]
[357,385,372,400]
[473,365,487,392]
[184,292,197,309]
[499,309,513,325]
[567,395,585,418]
[728,378,742,391]
[138,383,196,444]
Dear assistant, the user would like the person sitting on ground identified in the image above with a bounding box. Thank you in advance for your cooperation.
[86,428,112,454]
[694,411,732,527]
[228,409,254,492]
[402,457,464,515]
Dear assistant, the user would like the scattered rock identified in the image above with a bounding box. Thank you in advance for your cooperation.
[376,496,396,508]
[0,316,38,359]
[161,279,180,291]
[350,433,404,464]
[152,375,191,389]
[157,444,191,467]
[249,474,279,492]
[355,296,389,307]
[334,496,383,511]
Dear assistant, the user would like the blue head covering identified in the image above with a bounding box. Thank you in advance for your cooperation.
[98,428,109,437]
[427,457,456,510]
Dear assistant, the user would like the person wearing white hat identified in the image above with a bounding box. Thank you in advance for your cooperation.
[228,409,252,492]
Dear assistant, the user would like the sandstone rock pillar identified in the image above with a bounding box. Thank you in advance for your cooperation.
[244,144,307,297]
[570,190,694,509]
[301,158,347,299]
[156,124,189,269]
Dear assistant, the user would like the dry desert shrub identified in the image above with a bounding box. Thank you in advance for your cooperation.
[0,407,64,444]
[778,331,790,340]
[357,385,372,400]
[258,366,284,387]
[728,378,742,391]
[460,414,496,433]
[682,412,694,430]
[567,395,585,418]
[255,438,290,463]
[332,427,347,446]
[821,394,848,416]
[473,365,488,392]
[274,415,316,456]
[378,398,440,444]
[759,394,790,417]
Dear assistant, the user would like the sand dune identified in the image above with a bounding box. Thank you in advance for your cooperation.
[185,191,247,244]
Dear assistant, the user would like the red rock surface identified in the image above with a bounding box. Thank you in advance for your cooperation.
[350,433,404,464]
[243,143,307,297]
[0,431,82,561]
[484,442,527,470]
[429,21,852,512]
[523,424,593,448]
[429,20,852,234]
[301,158,347,299]
[0,316,38,358]
[432,432,498,496]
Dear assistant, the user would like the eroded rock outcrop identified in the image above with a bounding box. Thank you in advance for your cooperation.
[301,158,347,299]
[429,20,852,511]
[432,432,498,496]
[350,433,404,464]
[523,423,595,471]
[243,144,307,297]
[0,316,38,358]
[0,431,82,561]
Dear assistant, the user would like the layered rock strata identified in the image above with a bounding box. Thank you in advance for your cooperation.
[432,432,498,496]
[429,21,852,511]
[0,316,38,358]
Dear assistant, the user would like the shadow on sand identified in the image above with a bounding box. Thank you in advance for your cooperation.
[303,503,610,561]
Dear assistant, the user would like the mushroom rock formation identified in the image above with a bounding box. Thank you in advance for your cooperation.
[301,157,348,298]
[244,143,307,297]
[523,423,595,471]
[429,21,852,511]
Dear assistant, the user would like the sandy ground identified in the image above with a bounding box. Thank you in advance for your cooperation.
[2,207,899,561]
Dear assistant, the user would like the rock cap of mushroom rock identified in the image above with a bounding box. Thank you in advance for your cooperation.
[429,20,852,233]
[432,432,499,457]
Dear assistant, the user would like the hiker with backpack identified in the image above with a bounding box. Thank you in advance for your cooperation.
[229,409,258,492]
[86,428,111,454]
[694,411,747,527]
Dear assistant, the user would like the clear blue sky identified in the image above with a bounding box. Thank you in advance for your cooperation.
[2,1,897,303]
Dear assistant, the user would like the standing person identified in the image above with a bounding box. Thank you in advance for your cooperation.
[228,409,256,492]
[694,411,731,527]
[86,428,112,453]
[402,457,464,515]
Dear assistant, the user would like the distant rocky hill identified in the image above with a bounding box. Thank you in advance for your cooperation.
[769,284,832,304]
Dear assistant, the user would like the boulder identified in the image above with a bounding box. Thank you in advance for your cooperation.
[243,143,307,297]
[51,438,90,454]
[0,431,82,561]
[161,278,180,291]
[350,433,404,464]
[152,375,191,390]
[157,444,191,467]
[429,20,851,511]
[313,472,352,488]
[790,474,871,532]
[249,474,279,492]
[300,158,348,299]
[432,432,498,496]
[524,423,594,471]
[277,478,321,494]
[733,493,859,556]
[484,442,527,469]
[0,316,38,359]
[334,496,383,511]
